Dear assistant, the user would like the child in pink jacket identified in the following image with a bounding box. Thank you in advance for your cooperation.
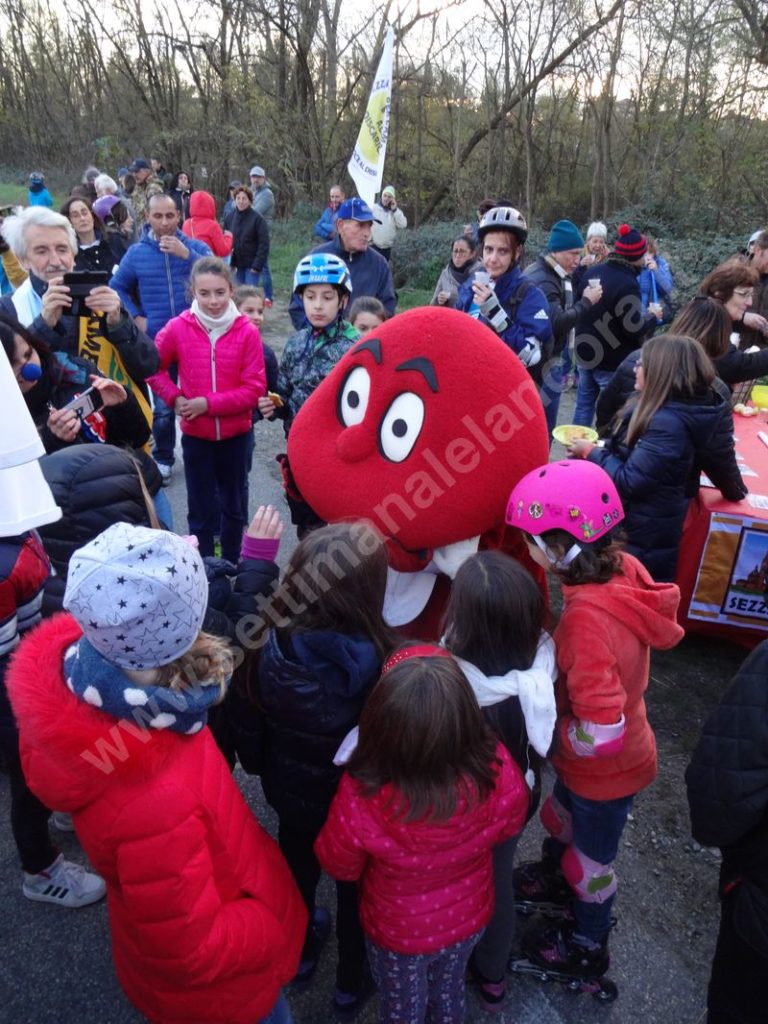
[148,256,265,562]
[315,645,528,1024]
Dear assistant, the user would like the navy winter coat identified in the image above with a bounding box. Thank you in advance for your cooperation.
[686,641,768,959]
[288,237,396,328]
[575,256,657,372]
[589,388,746,581]
[257,629,382,827]
[109,225,211,338]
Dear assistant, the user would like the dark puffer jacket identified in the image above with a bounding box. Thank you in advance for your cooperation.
[257,629,381,827]
[109,225,212,339]
[589,387,747,581]
[574,255,657,371]
[38,445,155,614]
[686,641,768,959]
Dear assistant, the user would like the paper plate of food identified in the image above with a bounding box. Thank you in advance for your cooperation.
[552,424,599,445]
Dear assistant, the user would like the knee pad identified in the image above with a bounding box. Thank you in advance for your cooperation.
[540,793,573,845]
[561,844,617,904]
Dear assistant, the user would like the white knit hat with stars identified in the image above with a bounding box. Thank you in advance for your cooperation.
[64,523,209,670]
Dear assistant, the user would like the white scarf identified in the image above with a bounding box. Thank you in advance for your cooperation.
[453,632,558,757]
[191,299,240,345]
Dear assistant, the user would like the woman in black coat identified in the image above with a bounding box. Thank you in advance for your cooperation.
[167,170,192,222]
[686,640,768,1024]
[225,185,270,285]
[60,196,128,273]
[569,334,746,582]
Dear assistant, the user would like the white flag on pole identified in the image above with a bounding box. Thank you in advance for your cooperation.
[347,26,395,206]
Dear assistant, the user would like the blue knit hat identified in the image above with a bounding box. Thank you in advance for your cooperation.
[548,220,585,253]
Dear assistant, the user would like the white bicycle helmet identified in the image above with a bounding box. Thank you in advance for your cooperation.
[478,206,528,244]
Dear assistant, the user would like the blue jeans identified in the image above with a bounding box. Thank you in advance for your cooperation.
[540,355,565,438]
[573,368,615,427]
[235,263,273,300]
[550,779,634,941]
[152,488,174,531]
[257,991,292,1024]
[152,364,178,466]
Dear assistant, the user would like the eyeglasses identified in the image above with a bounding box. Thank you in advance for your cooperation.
[733,289,753,298]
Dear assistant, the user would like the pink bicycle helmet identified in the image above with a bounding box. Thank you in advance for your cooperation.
[506,460,624,544]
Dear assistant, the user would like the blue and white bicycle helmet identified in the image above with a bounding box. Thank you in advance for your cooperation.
[293,253,353,295]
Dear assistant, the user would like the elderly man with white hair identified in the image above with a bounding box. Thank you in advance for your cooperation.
[0,206,158,392]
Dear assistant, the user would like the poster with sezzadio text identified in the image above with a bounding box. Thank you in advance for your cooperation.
[689,512,768,628]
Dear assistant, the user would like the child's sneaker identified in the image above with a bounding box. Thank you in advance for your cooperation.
[467,952,506,1012]
[522,922,609,980]
[264,298,273,309]
[293,906,331,985]
[23,854,106,908]
[513,859,571,917]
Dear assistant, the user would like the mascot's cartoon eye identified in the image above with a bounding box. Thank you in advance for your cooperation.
[379,392,425,463]
[337,366,371,427]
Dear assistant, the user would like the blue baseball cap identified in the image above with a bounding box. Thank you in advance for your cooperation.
[129,158,150,172]
[337,197,374,222]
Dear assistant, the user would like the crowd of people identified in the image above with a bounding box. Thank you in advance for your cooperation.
[1,156,768,1024]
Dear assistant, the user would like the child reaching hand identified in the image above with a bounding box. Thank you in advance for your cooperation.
[6,516,306,1024]
[245,521,395,1017]
[148,256,266,562]
[315,646,529,1024]
[506,460,683,984]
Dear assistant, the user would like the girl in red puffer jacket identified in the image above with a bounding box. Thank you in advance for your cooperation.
[7,519,306,1024]
[148,256,266,563]
[315,646,528,1024]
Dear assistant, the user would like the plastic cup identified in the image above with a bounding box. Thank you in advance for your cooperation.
[588,278,600,288]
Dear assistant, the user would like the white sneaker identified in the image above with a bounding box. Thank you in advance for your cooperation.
[23,854,106,908]
[157,463,173,486]
[51,811,75,832]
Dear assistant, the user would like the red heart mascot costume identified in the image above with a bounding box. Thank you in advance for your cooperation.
[287,306,549,637]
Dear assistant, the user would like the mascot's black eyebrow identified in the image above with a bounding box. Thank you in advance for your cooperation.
[396,357,438,393]
[350,338,382,362]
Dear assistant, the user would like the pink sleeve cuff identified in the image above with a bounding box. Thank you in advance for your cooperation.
[241,535,280,562]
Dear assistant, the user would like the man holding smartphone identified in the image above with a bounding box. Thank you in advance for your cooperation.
[0,206,158,433]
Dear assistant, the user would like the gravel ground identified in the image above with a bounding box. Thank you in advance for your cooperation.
[0,307,744,1023]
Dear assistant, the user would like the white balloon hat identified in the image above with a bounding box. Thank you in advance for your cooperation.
[0,343,62,534]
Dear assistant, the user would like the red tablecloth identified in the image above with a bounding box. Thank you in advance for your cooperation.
[676,410,768,648]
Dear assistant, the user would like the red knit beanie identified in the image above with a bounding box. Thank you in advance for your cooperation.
[613,223,647,260]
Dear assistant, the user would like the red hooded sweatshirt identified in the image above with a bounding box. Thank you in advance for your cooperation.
[552,552,684,801]
[182,190,233,257]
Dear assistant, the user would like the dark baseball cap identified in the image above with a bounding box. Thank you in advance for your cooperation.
[129,158,150,172]
[337,197,374,222]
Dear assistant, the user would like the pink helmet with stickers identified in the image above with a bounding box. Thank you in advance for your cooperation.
[506,460,624,544]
